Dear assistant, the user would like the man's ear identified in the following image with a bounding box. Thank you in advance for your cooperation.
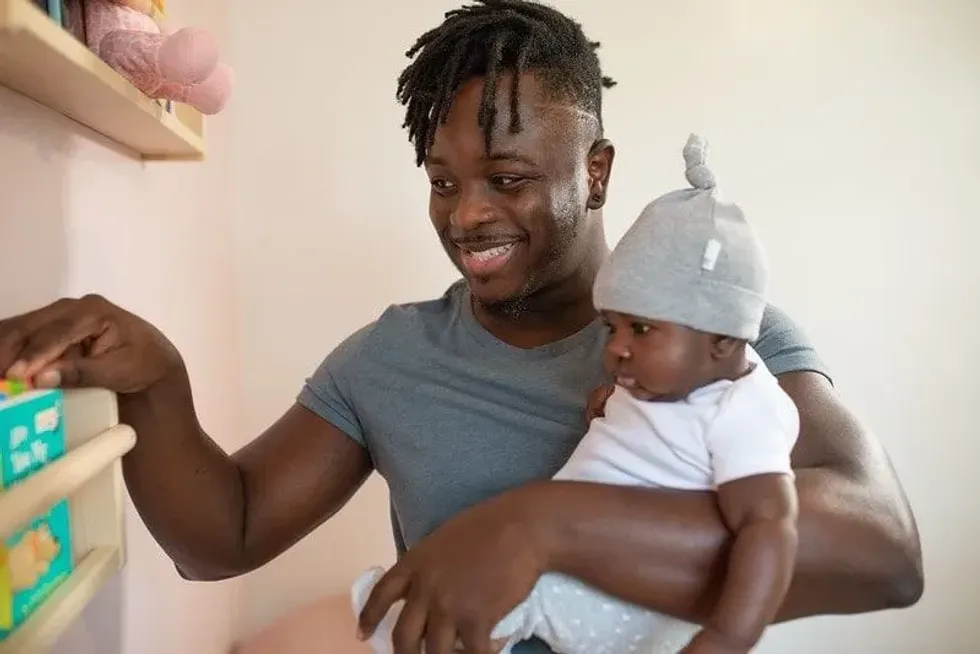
[710,336,741,361]
[587,138,615,210]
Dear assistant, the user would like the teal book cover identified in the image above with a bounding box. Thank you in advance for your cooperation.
[0,389,74,638]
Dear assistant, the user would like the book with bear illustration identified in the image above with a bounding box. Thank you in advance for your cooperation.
[0,384,73,640]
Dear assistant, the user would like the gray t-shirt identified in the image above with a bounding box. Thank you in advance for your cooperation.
[297,280,829,653]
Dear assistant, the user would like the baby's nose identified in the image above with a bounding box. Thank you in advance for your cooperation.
[605,338,632,360]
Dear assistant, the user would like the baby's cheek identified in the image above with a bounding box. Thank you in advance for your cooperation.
[637,348,688,388]
[600,348,619,374]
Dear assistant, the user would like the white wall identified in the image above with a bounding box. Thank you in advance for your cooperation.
[231,0,979,652]
[0,0,242,652]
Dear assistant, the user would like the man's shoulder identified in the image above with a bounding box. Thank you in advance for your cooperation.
[754,303,833,383]
[370,279,465,336]
[380,279,466,322]
[334,280,467,360]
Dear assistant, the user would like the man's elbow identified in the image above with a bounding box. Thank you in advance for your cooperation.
[174,561,246,582]
[170,546,256,582]
[174,559,250,582]
[791,528,923,620]
[880,542,924,609]
[887,569,924,610]
[858,516,924,611]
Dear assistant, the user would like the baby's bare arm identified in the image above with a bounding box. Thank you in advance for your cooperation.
[688,473,799,652]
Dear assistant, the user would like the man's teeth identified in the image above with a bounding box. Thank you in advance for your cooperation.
[469,243,515,260]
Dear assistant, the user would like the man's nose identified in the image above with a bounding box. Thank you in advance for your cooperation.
[451,186,496,230]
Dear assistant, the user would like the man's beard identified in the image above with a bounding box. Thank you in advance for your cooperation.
[477,223,580,321]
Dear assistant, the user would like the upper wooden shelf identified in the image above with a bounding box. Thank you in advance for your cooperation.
[0,0,205,160]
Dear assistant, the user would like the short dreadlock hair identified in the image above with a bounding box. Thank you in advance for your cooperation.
[396,0,616,167]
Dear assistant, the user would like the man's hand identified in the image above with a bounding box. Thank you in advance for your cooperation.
[0,295,180,392]
[357,487,547,654]
[584,383,615,423]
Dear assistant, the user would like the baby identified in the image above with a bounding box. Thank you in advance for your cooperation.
[352,134,800,654]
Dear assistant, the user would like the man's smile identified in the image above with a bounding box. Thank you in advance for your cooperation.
[455,240,524,276]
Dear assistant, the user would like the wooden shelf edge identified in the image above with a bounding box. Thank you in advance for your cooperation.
[152,107,207,161]
[0,0,206,160]
[0,425,136,542]
[0,546,121,653]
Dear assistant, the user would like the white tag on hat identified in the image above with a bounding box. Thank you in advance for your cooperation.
[702,238,722,271]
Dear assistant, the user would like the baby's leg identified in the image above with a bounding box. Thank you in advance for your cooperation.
[527,572,700,654]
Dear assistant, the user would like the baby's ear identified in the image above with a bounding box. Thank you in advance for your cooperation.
[709,335,741,360]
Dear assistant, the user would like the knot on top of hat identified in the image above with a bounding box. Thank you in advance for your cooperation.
[683,133,716,190]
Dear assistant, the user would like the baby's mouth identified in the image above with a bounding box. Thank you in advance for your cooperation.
[615,375,637,388]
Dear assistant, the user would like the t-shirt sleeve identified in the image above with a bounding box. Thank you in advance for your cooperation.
[706,375,801,488]
[296,323,376,448]
[753,304,833,384]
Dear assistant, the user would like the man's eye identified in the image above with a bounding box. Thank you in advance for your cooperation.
[431,178,456,192]
[631,323,651,335]
[492,175,524,188]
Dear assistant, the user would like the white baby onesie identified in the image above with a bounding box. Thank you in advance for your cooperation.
[352,347,800,654]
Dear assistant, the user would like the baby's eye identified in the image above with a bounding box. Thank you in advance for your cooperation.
[631,322,651,335]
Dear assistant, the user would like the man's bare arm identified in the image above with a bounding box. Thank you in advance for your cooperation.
[526,371,923,623]
[0,296,375,582]
[120,364,373,581]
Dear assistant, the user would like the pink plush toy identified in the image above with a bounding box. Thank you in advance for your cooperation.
[67,0,233,115]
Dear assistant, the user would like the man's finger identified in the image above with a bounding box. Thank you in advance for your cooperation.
[424,611,459,654]
[5,315,104,380]
[391,585,428,654]
[458,620,495,654]
[0,300,83,373]
[0,320,29,374]
[358,567,410,640]
[36,356,105,390]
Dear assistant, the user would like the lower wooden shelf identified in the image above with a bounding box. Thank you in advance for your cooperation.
[0,389,134,652]
[0,425,136,542]
[0,546,120,654]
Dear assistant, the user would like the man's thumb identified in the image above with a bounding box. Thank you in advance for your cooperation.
[34,357,108,390]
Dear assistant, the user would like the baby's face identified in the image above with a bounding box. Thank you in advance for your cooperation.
[600,311,732,402]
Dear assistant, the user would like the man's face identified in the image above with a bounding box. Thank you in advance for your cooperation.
[425,73,613,309]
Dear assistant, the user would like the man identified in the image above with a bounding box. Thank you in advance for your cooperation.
[0,2,922,654]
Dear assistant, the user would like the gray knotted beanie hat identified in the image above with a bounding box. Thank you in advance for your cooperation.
[593,134,768,341]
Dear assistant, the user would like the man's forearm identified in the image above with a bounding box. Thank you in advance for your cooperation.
[119,364,247,580]
[529,472,921,624]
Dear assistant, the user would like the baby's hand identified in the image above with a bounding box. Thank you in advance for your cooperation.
[680,629,751,654]
[584,383,615,424]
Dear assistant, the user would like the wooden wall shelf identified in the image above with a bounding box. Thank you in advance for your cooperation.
[0,0,205,160]
[0,389,136,653]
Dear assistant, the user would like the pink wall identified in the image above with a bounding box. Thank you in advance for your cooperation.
[0,0,244,650]
[0,72,241,654]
